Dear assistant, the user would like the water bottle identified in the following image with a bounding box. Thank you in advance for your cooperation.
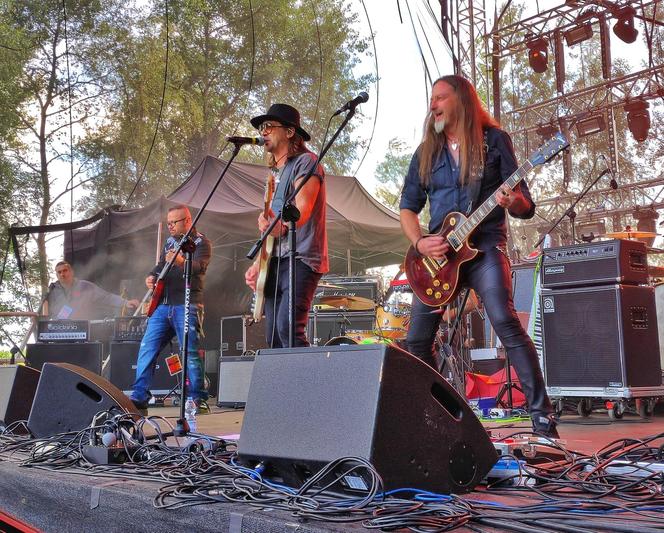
[184,397,197,432]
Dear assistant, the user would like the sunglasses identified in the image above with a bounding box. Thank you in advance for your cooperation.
[258,122,288,135]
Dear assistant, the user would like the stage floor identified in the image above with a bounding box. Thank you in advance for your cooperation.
[2,402,664,533]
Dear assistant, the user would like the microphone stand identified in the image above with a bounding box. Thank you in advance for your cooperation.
[534,167,610,249]
[158,142,243,438]
[247,107,359,347]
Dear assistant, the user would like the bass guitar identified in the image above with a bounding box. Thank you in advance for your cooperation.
[405,132,569,307]
[252,171,276,322]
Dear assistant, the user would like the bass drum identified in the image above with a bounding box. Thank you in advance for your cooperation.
[325,336,358,346]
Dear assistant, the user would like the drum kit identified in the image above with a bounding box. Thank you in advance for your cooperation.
[312,280,412,347]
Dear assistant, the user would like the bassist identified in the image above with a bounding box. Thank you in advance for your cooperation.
[130,205,211,414]
[399,75,558,438]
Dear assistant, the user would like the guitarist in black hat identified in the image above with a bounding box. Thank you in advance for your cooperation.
[245,103,328,348]
[399,75,559,439]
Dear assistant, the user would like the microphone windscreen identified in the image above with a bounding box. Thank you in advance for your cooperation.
[101,432,117,447]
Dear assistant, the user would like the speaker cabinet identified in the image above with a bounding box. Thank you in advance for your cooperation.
[28,363,139,438]
[26,342,103,375]
[0,365,41,431]
[541,284,661,388]
[217,356,255,408]
[238,344,497,494]
[107,342,178,394]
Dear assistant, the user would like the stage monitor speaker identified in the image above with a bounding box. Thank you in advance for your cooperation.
[238,344,497,494]
[28,362,139,438]
[107,341,178,394]
[217,356,255,408]
[542,284,662,388]
[26,342,103,375]
[0,365,41,431]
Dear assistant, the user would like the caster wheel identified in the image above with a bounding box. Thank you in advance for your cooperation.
[577,398,592,417]
[636,399,654,418]
[608,403,624,420]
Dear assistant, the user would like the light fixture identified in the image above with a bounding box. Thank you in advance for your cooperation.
[527,37,549,73]
[624,100,650,142]
[613,6,639,43]
[564,22,593,46]
[575,115,606,137]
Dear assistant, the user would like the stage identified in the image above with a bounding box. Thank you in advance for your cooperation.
[2,403,664,533]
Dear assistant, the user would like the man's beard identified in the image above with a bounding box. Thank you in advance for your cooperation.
[433,118,445,134]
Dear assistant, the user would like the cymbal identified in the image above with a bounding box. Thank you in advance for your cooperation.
[606,230,659,239]
[318,295,375,311]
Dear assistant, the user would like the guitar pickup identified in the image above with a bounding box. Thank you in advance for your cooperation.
[447,232,462,251]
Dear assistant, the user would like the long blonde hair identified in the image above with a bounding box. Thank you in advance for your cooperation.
[418,75,498,186]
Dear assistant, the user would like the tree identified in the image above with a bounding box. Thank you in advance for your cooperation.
[1,0,125,297]
[374,137,410,209]
[77,0,373,212]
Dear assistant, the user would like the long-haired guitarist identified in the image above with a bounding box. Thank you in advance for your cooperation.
[399,75,558,438]
[244,103,328,348]
[129,205,211,414]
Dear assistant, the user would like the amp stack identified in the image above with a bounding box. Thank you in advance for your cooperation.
[540,239,664,418]
[308,275,379,346]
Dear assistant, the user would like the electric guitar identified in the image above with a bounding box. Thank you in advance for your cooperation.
[135,239,178,317]
[252,172,276,322]
[405,132,569,307]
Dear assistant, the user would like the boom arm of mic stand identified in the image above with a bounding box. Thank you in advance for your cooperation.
[534,168,609,249]
[247,108,357,261]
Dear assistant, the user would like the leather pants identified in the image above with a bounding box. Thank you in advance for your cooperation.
[406,247,553,418]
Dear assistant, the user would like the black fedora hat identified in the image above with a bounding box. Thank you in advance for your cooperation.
[251,103,311,141]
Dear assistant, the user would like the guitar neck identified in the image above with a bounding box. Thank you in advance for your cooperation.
[455,159,534,242]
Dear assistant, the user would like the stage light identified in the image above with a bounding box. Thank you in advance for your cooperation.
[527,37,549,73]
[564,23,593,46]
[575,115,605,137]
[624,100,650,142]
[613,6,638,43]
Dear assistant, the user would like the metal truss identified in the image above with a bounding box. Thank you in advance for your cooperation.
[517,174,664,235]
[488,0,660,58]
[440,0,491,101]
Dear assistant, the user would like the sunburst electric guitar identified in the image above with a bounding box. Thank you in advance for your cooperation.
[252,172,276,322]
[405,132,569,307]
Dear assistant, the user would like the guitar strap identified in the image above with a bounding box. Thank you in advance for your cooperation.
[465,129,489,215]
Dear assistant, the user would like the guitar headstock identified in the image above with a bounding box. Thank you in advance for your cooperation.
[529,131,569,167]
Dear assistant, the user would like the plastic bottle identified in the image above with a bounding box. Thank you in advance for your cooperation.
[184,397,197,432]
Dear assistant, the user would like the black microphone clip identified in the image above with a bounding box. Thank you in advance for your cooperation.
[333,91,369,116]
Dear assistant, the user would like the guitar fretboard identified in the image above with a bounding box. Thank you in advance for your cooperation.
[455,160,534,242]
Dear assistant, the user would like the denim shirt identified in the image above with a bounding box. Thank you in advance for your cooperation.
[399,127,535,252]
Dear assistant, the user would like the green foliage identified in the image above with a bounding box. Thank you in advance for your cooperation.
[77,0,373,212]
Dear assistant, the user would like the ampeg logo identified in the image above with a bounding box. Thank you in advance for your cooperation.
[544,266,565,274]
[542,296,555,313]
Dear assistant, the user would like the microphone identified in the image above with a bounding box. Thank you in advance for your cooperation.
[226,136,265,146]
[333,91,369,116]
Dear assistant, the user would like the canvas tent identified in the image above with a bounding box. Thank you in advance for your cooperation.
[63,155,409,349]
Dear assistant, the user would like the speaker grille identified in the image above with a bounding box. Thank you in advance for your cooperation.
[542,285,660,388]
